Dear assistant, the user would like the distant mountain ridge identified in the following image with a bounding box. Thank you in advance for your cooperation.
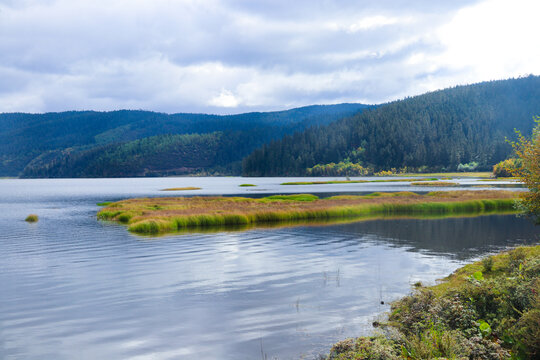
[0,103,370,177]
[242,76,540,176]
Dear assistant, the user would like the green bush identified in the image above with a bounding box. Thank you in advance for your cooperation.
[327,246,540,360]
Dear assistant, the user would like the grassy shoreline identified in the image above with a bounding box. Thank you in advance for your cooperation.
[97,190,519,234]
[281,178,438,185]
[327,245,540,359]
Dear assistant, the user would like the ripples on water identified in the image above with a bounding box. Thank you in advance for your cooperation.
[0,178,537,359]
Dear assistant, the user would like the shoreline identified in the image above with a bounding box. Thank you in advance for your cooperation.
[327,245,540,359]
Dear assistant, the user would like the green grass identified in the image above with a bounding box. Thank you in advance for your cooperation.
[97,201,113,206]
[239,184,256,187]
[98,191,519,235]
[25,214,38,222]
[328,245,540,360]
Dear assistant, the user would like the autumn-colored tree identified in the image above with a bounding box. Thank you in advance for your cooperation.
[511,116,540,224]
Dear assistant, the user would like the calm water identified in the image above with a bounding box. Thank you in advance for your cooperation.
[0,178,537,360]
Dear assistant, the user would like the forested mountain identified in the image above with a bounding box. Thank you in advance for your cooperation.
[243,76,540,176]
[0,103,369,177]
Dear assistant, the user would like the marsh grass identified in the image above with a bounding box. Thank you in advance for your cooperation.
[98,190,519,234]
[411,181,459,186]
[281,178,438,185]
[239,184,256,187]
[25,214,38,222]
[161,187,202,191]
[400,171,493,178]
[97,202,112,206]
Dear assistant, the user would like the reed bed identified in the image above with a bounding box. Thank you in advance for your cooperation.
[411,181,459,186]
[161,187,201,191]
[97,191,519,234]
[281,178,438,185]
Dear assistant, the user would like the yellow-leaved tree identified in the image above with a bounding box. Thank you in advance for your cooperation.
[510,116,540,224]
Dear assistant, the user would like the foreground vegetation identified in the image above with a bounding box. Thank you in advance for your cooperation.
[97,191,519,234]
[328,245,540,360]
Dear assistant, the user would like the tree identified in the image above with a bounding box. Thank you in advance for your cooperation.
[511,116,540,224]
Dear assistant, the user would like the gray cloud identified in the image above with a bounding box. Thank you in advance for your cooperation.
[0,0,537,114]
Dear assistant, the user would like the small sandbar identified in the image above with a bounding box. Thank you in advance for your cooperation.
[161,187,202,191]
[281,178,437,185]
[411,181,459,186]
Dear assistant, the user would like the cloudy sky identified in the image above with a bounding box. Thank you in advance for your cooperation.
[1,0,539,114]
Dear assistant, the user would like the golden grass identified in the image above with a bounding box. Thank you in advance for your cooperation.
[161,187,202,191]
[98,190,520,234]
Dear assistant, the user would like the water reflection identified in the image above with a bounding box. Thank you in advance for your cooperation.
[325,215,539,259]
[0,178,537,360]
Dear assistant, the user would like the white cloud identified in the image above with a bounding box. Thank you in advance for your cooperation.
[0,0,538,113]
[436,0,540,81]
[209,90,240,108]
[347,15,415,32]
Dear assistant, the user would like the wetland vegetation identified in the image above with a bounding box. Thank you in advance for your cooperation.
[410,181,459,186]
[98,190,519,234]
[161,187,201,191]
[327,245,540,360]
[24,214,38,222]
[280,178,438,185]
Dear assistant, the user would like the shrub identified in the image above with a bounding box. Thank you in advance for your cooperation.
[493,158,521,178]
[458,161,479,172]
[482,256,494,272]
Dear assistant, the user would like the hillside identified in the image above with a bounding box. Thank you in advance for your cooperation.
[242,76,540,176]
[0,103,369,177]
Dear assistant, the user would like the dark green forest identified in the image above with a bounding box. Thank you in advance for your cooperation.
[0,104,369,177]
[243,76,540,176]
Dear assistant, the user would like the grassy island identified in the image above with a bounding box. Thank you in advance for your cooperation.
[25,214,39,222]
[281,178,438,185]
[97,190,519,234]
[327,245,540,360]
[410,181,459,186]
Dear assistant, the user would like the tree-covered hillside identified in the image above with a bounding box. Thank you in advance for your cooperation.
[0,103,369,177]
[243,76,540,176]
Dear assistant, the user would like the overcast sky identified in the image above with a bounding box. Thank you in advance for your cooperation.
[1,0,539,114]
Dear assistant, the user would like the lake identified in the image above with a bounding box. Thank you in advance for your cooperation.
[0,177,537,359]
